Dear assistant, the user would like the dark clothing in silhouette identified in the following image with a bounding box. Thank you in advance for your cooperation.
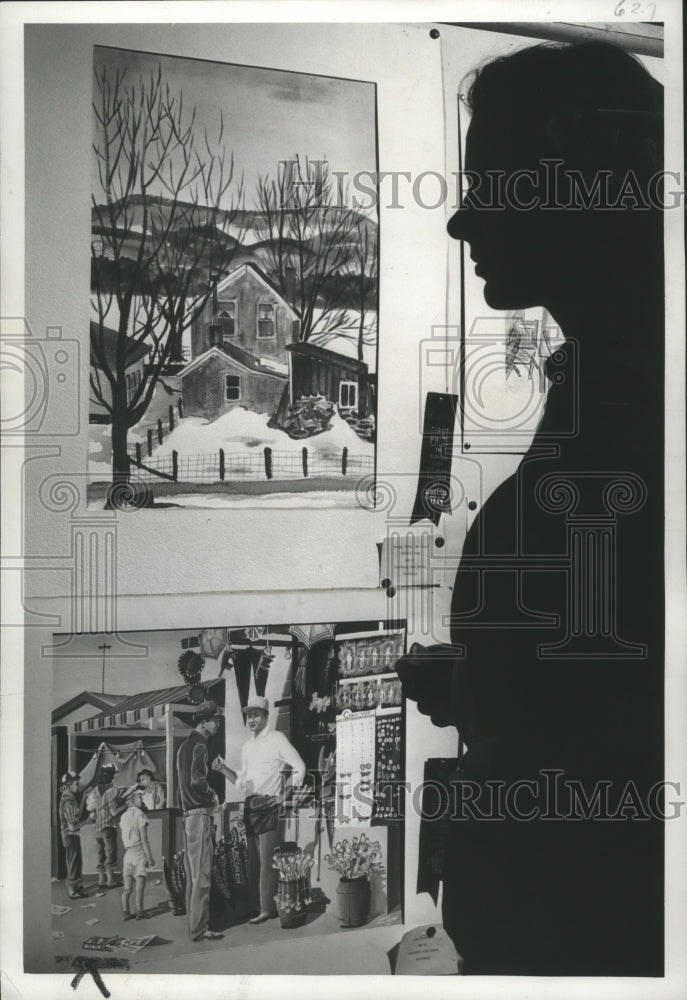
[443,280,664,974]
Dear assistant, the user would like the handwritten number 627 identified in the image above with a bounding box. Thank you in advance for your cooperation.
[614,1,657,19]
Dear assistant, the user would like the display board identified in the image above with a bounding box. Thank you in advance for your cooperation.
[49,619,406,970]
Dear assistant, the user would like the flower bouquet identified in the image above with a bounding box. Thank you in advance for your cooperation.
[272,845,315,928]
[325,835,384,927]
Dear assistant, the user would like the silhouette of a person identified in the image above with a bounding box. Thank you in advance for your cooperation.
[398,42,664,976]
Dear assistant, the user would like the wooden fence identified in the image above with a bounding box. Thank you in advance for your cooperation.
[128,446,372,484]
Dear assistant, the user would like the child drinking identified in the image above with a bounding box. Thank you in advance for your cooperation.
[120,788,155,921]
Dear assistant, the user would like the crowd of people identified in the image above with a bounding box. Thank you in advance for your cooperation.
[57,694,306,942]
[58,763,165,916]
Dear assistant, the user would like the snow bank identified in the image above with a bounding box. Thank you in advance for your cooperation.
[152,406,373,458]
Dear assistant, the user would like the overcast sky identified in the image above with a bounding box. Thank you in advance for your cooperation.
[52,628,203,708]
[93,45,377,208]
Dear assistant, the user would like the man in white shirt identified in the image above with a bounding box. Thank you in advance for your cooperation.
[212,696,306,924]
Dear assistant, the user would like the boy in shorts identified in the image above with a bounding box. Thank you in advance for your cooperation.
[120,788,155,920]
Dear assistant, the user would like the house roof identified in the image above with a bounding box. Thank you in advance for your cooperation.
[52,691,127,726]
[90,321,150,371]
[72,677,224,733]
[215,263,299,321]
[286,340,368,373]
[178,344,288,381]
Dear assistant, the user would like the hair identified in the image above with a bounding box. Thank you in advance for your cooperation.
[136,768,155,781]
[130,787,147,811]
[460,42,663,181]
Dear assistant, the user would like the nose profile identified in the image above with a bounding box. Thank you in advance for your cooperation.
[447,206,468,242]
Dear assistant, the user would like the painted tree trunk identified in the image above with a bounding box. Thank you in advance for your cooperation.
[110,405,130,485]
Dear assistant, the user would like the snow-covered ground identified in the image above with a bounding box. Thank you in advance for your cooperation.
[89,376,183,480]
[88,490,364,511]
[152,406,372,460]
[88,385,374,509]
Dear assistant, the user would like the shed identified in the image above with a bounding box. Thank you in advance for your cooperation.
[179,344,288,421]
[286,341,370,419]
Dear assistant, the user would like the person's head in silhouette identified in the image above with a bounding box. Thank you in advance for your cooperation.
[448,43,663,324]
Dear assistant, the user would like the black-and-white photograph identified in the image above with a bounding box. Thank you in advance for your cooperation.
[2,8,685,1000]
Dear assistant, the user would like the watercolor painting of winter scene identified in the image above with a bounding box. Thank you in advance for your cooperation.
[88,46,378,509]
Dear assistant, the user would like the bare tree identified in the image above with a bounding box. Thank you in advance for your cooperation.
[354,217,378,362]
[90,63,243,485]
[254,155,362,342]
[308,213,378,361]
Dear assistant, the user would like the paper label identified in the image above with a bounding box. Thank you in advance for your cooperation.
[379,530,436,589]
[394,924,460,975]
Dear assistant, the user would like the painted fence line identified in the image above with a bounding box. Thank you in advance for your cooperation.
[144,397,184,456]
[129,447,372,484]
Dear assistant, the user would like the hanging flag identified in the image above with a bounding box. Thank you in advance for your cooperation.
[198,628,228,661]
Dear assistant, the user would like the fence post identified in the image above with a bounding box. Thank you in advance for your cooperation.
[264,447,273,480]
[178,398,184,419]
[219,448,225,482]
[157,419,163,445]
[135,442,142,466]
[147,429,153,457]
[302,447,308,478]
[172,450,178,483]
[169,404,175,432]
[342,446,348,476]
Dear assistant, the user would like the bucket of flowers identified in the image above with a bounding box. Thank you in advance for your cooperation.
[272,844,315,928]
[325,834,385,927]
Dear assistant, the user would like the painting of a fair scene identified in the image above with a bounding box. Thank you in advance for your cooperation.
[88,47,378,509]
[51,621,404,970]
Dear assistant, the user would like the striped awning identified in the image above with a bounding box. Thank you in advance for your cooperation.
[72,678,223,733]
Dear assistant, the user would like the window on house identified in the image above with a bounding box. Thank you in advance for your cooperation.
[257,302,276,338]
[339,381,358,409]
[126,369,140,402]
[217,301,237,339]
[225,374,241,402]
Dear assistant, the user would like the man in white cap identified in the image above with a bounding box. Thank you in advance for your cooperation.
[176,700,225,941]
[213,696,306,924]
